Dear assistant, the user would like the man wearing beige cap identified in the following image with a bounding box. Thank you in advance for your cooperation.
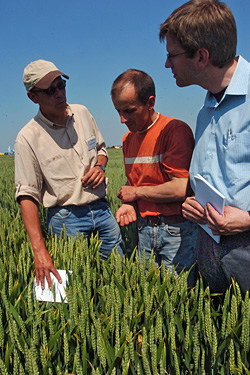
[15,59,124,288]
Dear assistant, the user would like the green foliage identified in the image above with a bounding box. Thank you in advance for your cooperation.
[106,148,138,253]
[1,154,250,374]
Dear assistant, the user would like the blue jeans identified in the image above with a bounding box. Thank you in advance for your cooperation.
[138,216,197,286]
[47,198,124,259]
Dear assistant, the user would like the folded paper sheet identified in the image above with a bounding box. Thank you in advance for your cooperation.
[34,269,72,303]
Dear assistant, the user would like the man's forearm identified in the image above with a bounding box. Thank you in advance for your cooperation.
[96,155,107,168]
[136,178,188,202]
[118,177,189,204]
[20,196,62,288]
[20,197,46,252]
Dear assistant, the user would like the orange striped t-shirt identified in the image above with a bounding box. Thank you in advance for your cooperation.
[122,113,194,217]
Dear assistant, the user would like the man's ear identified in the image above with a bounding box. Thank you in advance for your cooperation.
[147,96,155,111]
[27,91,39,104]
[196,48,210,70]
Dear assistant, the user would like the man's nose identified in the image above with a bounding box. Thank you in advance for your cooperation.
[55,87,64,96]
[119,113,127,123]
[165,58,172,68]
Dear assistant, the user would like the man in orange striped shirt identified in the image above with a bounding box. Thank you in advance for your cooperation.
[111,69,197,285]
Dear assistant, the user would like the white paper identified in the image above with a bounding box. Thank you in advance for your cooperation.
[194,174,225,243]
[34,269,72,303]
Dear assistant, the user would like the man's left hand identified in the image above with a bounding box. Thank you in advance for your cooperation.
[81,166,105,189]
[205,203,250,235]
[117,185,138,202]
[116,204,137,226]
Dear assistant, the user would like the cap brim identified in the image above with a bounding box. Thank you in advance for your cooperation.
[36,71,69,89]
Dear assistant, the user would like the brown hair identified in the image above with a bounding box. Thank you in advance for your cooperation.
[159,0,237,68]
[111,69,155,105]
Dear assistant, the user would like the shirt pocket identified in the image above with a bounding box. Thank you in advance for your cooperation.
[222,132,250,163]
[41,154,78,188]
[221,132,250,182]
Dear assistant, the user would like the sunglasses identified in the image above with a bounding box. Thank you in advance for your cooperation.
[32,79,66,96]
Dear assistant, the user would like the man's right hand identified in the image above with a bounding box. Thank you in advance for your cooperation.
[34,247,62,289]
[116,204,137,226]
[182,196,207,224]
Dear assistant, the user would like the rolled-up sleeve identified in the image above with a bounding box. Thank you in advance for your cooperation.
[15,137,43,205]
[91,115,108,159]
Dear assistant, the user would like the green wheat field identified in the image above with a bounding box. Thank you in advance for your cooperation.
[0,150,250,374]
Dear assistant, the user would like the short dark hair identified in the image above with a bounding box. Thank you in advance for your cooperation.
[159,0,237,68]
[111,69,155,105]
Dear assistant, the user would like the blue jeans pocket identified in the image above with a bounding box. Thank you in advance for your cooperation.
[165,221,192,237]
[48,207,72,221]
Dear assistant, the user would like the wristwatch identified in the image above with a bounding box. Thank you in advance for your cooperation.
[95,164,105,172]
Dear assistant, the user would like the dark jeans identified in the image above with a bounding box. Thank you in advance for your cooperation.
[198,227,250,294]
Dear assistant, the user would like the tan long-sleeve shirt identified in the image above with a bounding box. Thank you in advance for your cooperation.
[15,104,108,207]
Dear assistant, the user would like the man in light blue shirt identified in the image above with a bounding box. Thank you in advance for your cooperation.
[190,56,250,210]
[160,0,250,294]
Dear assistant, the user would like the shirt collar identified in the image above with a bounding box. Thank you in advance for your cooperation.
[37,104,74,129]
[226,55,249,95]
[205,56,250,107]
[137,112,160,133]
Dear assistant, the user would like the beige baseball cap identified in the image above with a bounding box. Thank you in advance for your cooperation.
[23,59,69,91]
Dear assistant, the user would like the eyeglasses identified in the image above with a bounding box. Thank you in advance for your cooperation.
[32,79,66,96]
[167,52,186,60]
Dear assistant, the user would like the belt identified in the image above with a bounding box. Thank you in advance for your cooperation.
[86,197,107,206]
[50,198,107,210]
[147,214,186,226]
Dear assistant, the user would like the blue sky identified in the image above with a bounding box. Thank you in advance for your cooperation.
[1,0,249,152]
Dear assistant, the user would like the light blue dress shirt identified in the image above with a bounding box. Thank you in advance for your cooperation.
[189,56,250,211]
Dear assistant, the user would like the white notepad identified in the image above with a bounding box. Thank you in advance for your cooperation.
[194,174,225,243]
